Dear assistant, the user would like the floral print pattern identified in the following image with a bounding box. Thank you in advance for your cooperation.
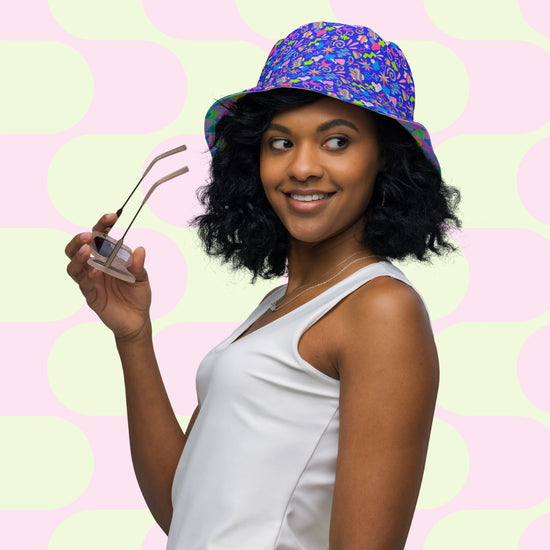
[205,22,440,172]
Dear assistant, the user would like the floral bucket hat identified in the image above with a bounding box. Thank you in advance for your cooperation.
[204,21,440,172]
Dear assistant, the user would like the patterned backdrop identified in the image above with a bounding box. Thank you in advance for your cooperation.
[1,1,549,548]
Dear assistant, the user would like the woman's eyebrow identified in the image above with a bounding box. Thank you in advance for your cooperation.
[317,119,360,133]
[266,122,291,133]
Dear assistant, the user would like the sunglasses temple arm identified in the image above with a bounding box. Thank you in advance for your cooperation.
[104,239,125,268]
[106,144,188,230]
[141,166,189,205]
[104,166,189,268]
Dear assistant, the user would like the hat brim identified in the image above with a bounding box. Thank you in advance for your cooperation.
[204,83,440,173]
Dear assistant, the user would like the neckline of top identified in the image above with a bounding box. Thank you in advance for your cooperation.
[228,260,392,347]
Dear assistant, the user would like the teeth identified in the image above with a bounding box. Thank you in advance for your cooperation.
[290,193,329,202]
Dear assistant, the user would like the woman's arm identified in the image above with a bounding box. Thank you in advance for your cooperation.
[116,330,198,534]
[66,214,197,534]
[329,277,439,550]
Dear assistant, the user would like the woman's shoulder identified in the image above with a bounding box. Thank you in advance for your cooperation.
[344,266,425,315]
[332,267,438,389]
[359,272,423,310]
[334,271,432,350]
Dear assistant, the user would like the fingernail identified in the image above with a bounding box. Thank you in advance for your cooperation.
[77,244,87,256]
[81,232,92,241]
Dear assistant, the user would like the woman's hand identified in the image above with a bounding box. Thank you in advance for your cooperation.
[65,213,152,342]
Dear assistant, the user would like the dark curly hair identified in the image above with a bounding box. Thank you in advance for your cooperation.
[193,89,460,280]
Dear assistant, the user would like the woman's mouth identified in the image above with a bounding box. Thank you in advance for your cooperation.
[288,192,334,202]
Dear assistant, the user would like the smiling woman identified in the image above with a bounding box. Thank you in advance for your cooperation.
[197,86,459,279]
[66,20,460,550]
[259,98,381,247]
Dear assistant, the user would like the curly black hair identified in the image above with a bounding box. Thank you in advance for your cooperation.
[193,89,460,280]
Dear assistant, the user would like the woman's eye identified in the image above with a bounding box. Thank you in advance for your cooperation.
[269,138,293,150]
[324,137,349,150]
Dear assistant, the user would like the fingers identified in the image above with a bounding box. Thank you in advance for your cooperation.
[66,242,93,283]
[66,213,149,285]
[65,213,117,259]
[65,231,92,260]
[92,212,117,233]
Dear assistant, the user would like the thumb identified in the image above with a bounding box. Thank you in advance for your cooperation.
[129,246,148,282]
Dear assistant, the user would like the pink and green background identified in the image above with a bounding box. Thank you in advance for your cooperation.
[1,1,549,548]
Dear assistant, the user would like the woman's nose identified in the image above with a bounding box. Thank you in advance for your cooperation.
[287,144,323,181]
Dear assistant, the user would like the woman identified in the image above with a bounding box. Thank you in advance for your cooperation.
[66,21,459,549]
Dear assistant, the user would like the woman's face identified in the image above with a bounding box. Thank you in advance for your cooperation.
[260,96,382,248]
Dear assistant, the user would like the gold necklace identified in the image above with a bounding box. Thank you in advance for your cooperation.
[269,253,382,312]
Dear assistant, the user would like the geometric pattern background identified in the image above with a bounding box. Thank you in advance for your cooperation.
[1,1,549,548]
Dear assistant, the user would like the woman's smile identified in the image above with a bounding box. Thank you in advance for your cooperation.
[288,191,333,203]
[285,189,336,213]
[260,96,383,246]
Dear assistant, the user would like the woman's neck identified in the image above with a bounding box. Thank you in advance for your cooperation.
[285,235,376,293]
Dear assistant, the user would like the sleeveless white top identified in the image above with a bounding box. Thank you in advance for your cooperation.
[167,261,416,549]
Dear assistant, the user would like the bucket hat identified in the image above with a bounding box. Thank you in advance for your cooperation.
[204,21,440,172]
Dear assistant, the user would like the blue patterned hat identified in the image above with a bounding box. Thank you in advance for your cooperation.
[205,21,440,172]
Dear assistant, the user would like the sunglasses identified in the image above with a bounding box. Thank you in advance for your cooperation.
[87,144,189,283]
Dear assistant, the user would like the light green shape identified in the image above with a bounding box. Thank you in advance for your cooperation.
[0,41,92,133]
[48,323,127,415]
[395,245,468,321]
[401,41,469,134]
[235,0,336,39]
[48,509,154,550]
[424,0,538,40]
[436,322,537,416]
[170,41,268,133]
[0,416,93,509]
[424,509,532,550]
[436,133,541,229]
[48,323,209,416]
[48,0,155,39]
[163,227,279,323]
[0,229,87,322]
[48,134,165,226]
[417,418,469,509]
[176,415,192,432]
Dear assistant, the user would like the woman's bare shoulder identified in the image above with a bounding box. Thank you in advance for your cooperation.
[331,272,437,384]
[339,274,429,332]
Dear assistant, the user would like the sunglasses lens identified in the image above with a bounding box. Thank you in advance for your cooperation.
[93,236,113,256]
[92,236,131,263]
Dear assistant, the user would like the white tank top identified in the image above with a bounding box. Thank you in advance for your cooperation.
[167,261,417,549]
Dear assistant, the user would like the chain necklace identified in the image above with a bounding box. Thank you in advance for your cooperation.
[269,252,382,312]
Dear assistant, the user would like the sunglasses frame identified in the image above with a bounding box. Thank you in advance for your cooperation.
[88,231,136,282]
[87,144,189,283]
